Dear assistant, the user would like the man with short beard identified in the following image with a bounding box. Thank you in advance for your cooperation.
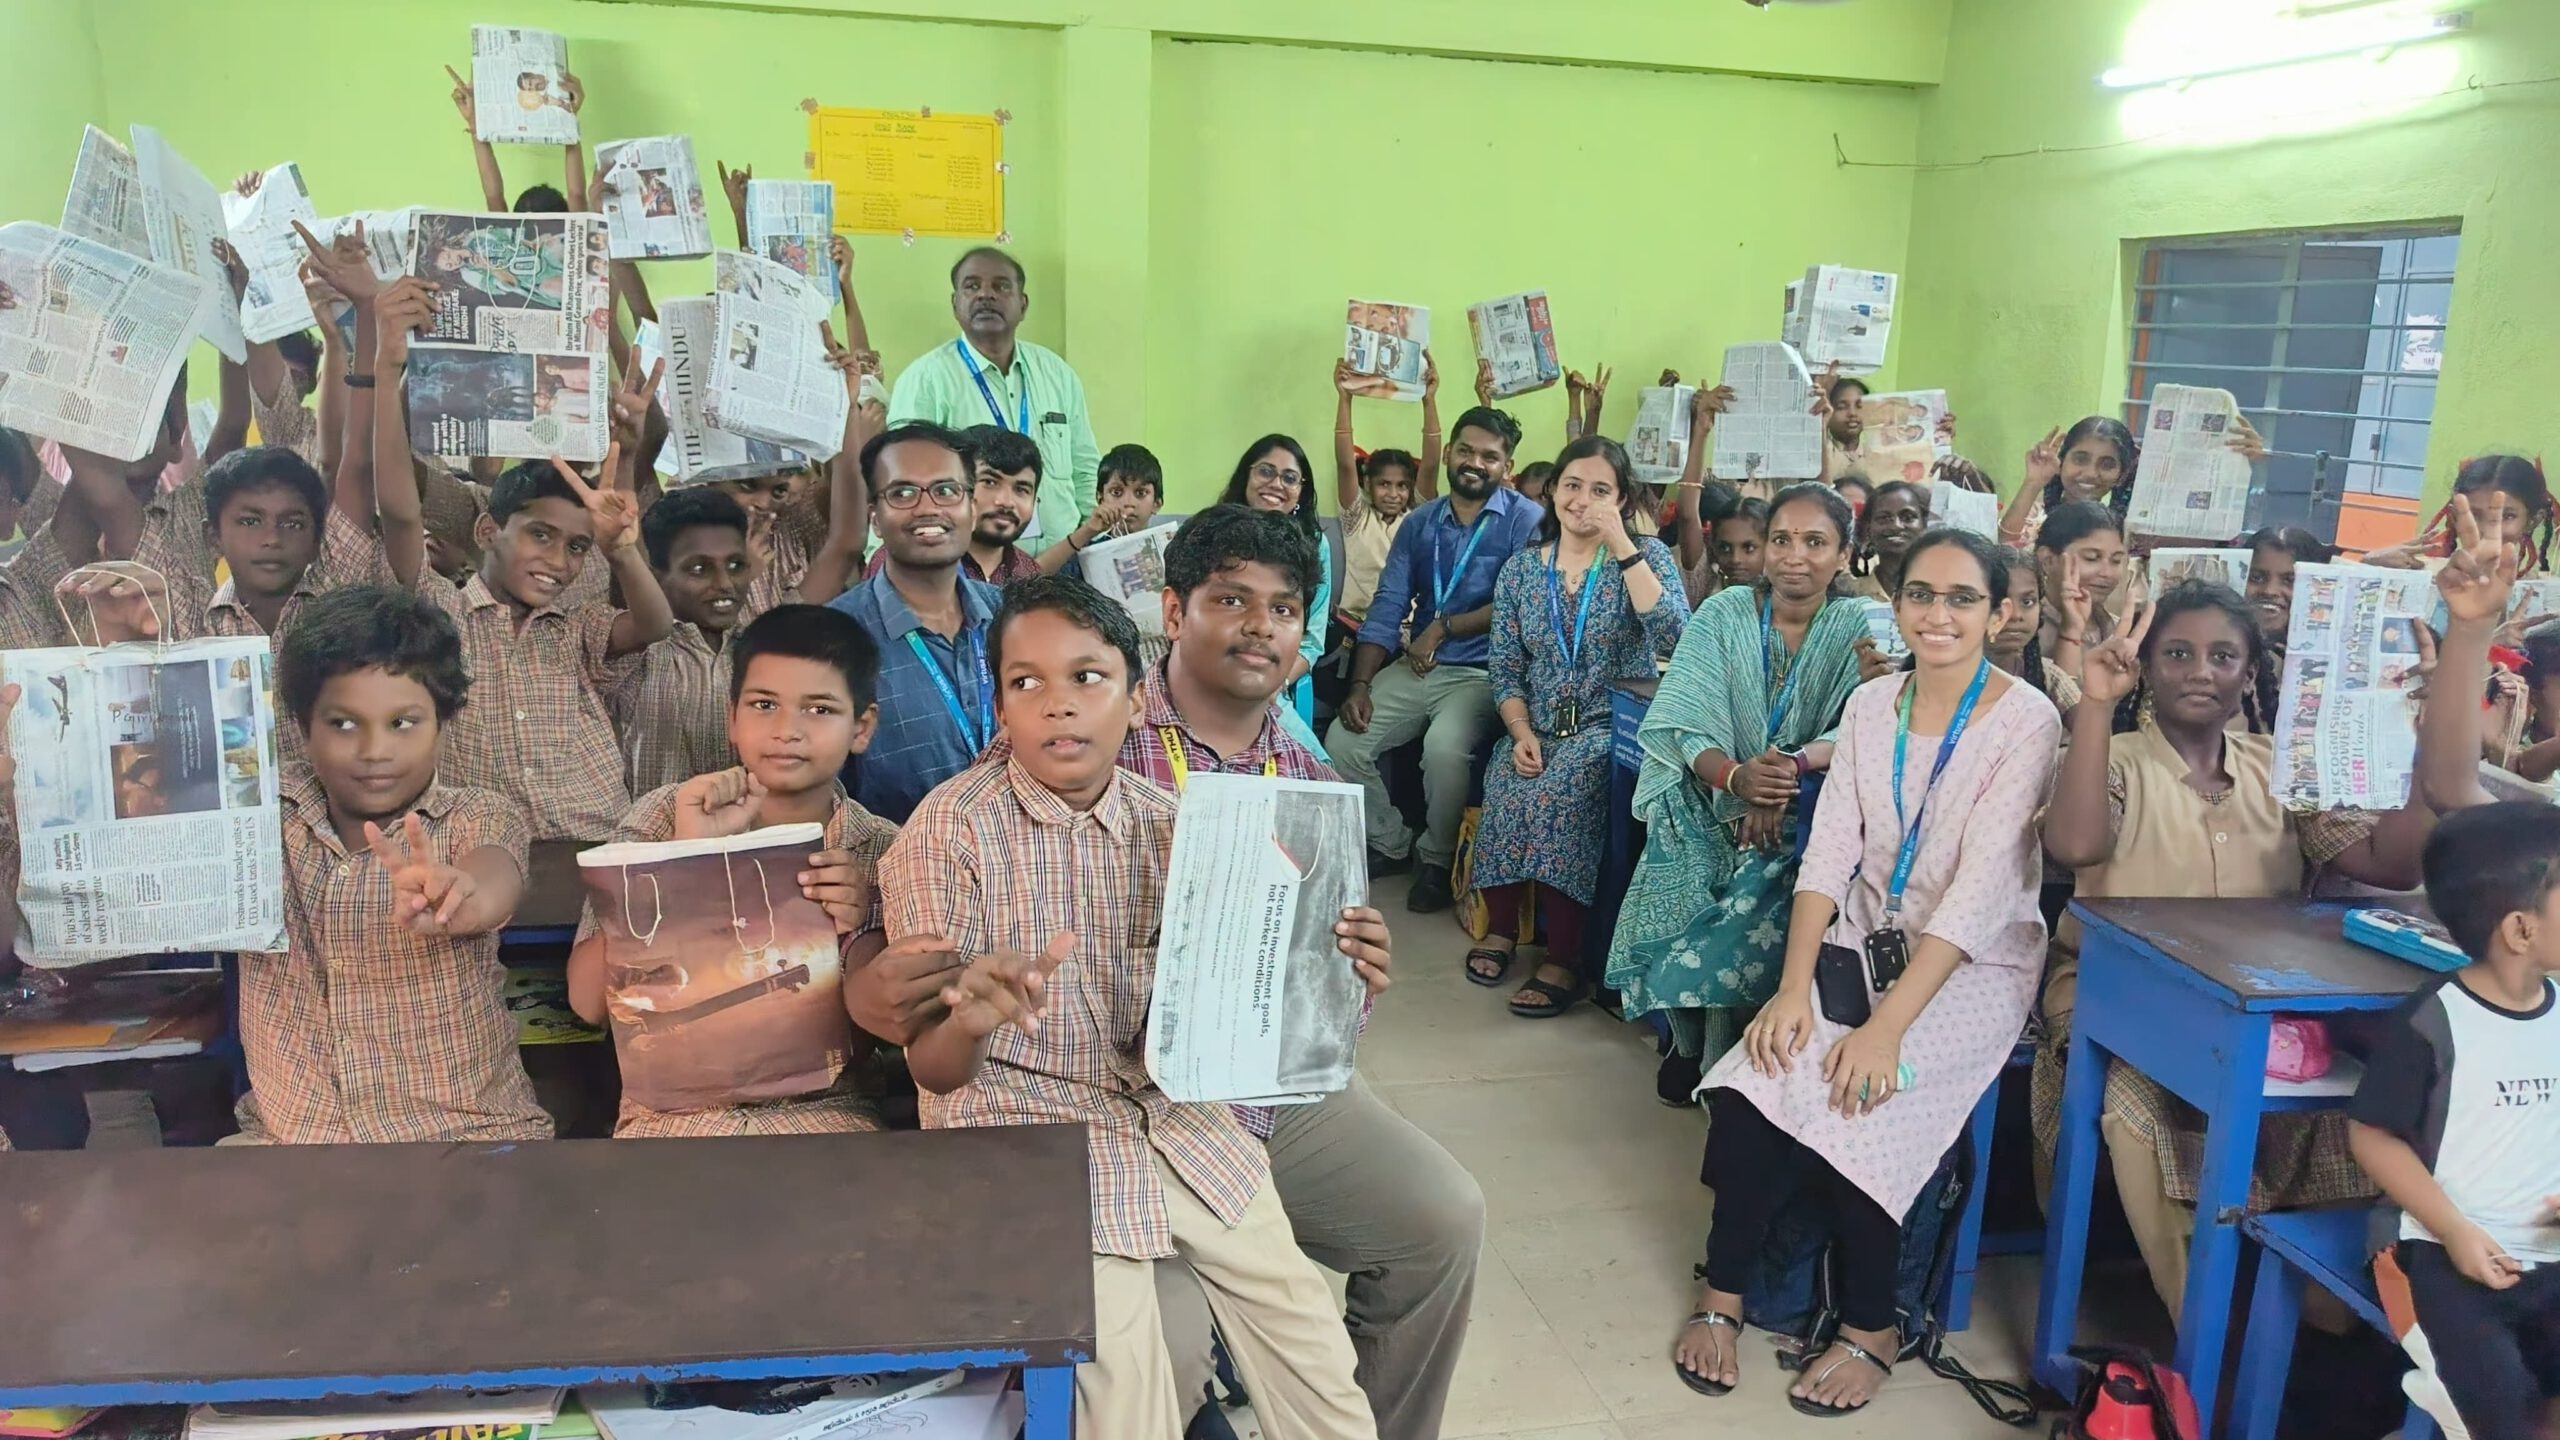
[1327,406,1545,913]
[862,425,1043,588]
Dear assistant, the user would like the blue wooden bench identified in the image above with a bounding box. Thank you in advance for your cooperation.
[2231,1207,2443,1440]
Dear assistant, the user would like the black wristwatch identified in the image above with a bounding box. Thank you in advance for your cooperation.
[345,370,377,389]
[1617,549,1645,571]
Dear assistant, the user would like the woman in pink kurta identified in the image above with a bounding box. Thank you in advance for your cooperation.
[1673,528,2060,1416]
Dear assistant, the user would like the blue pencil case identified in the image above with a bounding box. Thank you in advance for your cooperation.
[2342,908,2469,973]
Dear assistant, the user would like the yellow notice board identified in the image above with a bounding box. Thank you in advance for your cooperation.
[807,107,1003,239]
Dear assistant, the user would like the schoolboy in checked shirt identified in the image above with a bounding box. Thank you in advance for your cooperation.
[876,575,1392,1440]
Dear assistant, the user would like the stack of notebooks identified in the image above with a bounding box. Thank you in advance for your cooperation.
[0,970,224,1072]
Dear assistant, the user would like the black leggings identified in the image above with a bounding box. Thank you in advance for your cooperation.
[2401,1239,2560,1440]
[1701,1090,1902,1334]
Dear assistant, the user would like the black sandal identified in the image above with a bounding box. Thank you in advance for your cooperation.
[1508,972,1587,1018]
[1787,1336,1891,1417]
[1673,1310,1742,1397]
[1462,947,1513,986]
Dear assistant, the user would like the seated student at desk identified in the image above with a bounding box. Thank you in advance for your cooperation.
[570,605,896,1137]
[2037,580,2429,1311]
[880,576,1387,1440]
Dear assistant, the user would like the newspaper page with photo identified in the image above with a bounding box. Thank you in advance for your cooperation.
[406,348,608,463]
[1857,388,1948,486]
[638,302,806,487]
[0,223,208,462]
[1467,291,1560,399]
[704,250,849,458]
[1928,481,2000,539]
[1081,523,1180,643]
[2147,547,2252,596]
[1859,598,1908,660]
[745,179,839,305]
[596,136,712,261]
[1341,299,1429,402]
[1628,384,1696,487]
[220,163,321,345]
[129,126,246,364]
[61,126,149,257]
[2271,563,2437,811]
[1148,773,1369,1107]
[0,638,287,965]
[1787,265,1895,376]
[407,211,609,354]
[1710,342,1822,483]
[2128,384,2255,540]
[576,823,853,1116]
[471,26,578,146]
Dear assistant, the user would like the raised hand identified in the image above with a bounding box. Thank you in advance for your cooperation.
[370,275,438,368]
[2227,414,2269,463]
[940,933,1076,1040]
[210,238,248,303]
[1811,361,1841,416]
[366,812,479,936]
[294,218,382,305]
[2437,493,2518,626]
[2053,551,2096,643]
[717,159,753,218]
[2079,593,2154,707]
[232,170,264,200]
[610,341,664,452]
[1475,357,1498,408]
[672,766,766,839]
[559,71,586,114]
[443,64,477,135]
[1422,347,1439,400]
[554,444,637,552]
[1588,362,1613,409]
[830,234,855,297]
[2025,426,2064,490]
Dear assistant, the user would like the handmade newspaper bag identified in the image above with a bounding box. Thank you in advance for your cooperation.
[1710,342,1822,483]
[2271,563,2435,811]
[577,823,852,1114]
[636,304,807,487]
[1148,773,1369,1106]
[1,625,287,965]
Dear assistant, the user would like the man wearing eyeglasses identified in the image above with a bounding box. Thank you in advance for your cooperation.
[825,421,1005,824]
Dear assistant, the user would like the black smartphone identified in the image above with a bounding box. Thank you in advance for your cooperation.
[1814,943,1873,1027]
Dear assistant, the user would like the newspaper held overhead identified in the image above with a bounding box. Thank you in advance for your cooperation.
[1081,523,1180,644]
[220,163,321,345]
[704,250,849,460]
[128,126,246,364]
[2127,384,2255,541]
[745,179,840,305]
[2146,547,2252,596]
[1856,387,1949,485]
[1148,773,1370,1107]
[1928,481,2000,540]
[0,637,287,965]
[1628,385,1697,488]
[1466,291,1560,400]
[407,348,609,463]
[316,207,424,284]
[1710,342,1823,483]
[0,223,209,463]
[1784,265,1896,376]
[596,136,712,261]
[471,26,578,146]
[2271,563,2436,812]
[60,126,149,257]
[1342,299,1429,402]
[406,211,610,355]
[638,303,806,487]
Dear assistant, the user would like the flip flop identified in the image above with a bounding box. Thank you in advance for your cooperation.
[1787,1336,1891,1417]
[1462,947,1513,986]
[1508,973,1587,1018]
[1673,1310,1742,1397]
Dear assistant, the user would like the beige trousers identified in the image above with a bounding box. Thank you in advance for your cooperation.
[1085,1154,1377,1439]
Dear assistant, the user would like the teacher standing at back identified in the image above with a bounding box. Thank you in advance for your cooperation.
[888,247,1100,549]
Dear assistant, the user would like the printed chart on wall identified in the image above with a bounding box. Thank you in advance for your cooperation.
[806,107,1003,238]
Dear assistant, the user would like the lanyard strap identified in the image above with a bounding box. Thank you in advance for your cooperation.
[1160,726,1277,792]
[1762,596,1810,745]
[954,339,1031,434]
[1886,659,1991,917]
[906,627,993,753]
[1431,506,1496,617]
[1544,545,1600,669]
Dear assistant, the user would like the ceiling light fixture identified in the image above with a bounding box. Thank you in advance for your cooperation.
[2101,7,2470,89]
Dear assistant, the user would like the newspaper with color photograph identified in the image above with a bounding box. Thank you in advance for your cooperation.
[577,822,854,1116]
[596,135,712,261]
[471,25,578,146]
[406,211,610,354]
[1856,387,1947,485]
[1628,384,1696,488]
[1466,290,1560,399]
[1928,481,2000,539]
[0,637,286,965]
[1341,299,1429,402]
[1148,773,1370,1106]
[1080,522,1180,643]
[0,223,208,463]
[2127,383,2255,540]
[405,348,609,463]
[745,179,839,305]
[2271,563,2437,811]
[637,304,806,487]
[1710,342,1822,483]
[705,250,849,459]
[220,163,321,345]
[2147,547,2251,596]
[1783,265,1895,376]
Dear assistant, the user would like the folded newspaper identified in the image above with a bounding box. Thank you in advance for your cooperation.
[1079,523,1179,642]
[128,126,248,365]
[2147,547,2251,596]
[1710,342,1822,483]
[637,304,807,487]
[1628,384,1696,488]
[1855,387,1946,486]
[0,638,287,965]
[2127,384,2255,540]
[597,135,712,261]
[1782,264,1895,376]
[745,179,839,304]
[220,163,321,345]
[1342,299,1429,402]
[0,222,209,463]
[61,125,149,257]
[1927,481,1999,540]
[406,210,610,354]
[705,250,849,459]
[472,25,578,146]
[1148,773,1369,1106]
[577,822,853,1116]
[2271,563,2435,812]
[406,347,609,463]
[1466,291,1560,399]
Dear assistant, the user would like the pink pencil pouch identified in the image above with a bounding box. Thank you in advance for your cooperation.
[2267,1019,2334,1082]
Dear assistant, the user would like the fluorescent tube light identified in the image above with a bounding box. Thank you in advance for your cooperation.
[2101,8,2469,89]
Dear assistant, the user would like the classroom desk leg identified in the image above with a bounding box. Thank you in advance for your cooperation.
[2031,1020,2110,1396]
[2171,1012,2272,1430]
[1023,1364,1075,1439]
[2231,1240,2301,1440]
[1939,1072,2004,1334]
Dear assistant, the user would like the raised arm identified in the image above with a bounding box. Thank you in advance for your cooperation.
[2417,494,2511,813]
[443,66,511,211]
[296,221,387,527]
[800,324,875,606]
[560,71,589,211]
[1333,360,1361,513]
[1416,349,1442,500]
[718,160,753,249]
[368,277,437,588]
[2002,428,2061,547]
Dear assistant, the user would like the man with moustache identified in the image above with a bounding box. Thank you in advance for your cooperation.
[861,425,1044,588]
[886,248,1100,551]
[824,421,1003,824]
[1326,405,1544,913]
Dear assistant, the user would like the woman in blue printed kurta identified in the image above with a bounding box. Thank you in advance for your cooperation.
[1472,437,1689,1016]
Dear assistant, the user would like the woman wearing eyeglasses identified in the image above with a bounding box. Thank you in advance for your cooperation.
[1672,527,2058,1416]
[1220,435,1333,732]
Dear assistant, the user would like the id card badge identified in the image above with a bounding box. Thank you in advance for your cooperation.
[1863,926,1911,989]
[1555,696,1581,738]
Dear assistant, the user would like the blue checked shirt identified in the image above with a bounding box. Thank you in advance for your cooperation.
[1355,486,1545,667]
[828,570,1006,823]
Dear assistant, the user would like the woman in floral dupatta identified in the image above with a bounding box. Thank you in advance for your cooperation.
[1606,483,1877,1102]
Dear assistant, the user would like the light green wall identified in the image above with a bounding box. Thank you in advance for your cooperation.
[1902,0,2559,510]
[0,0,105,237]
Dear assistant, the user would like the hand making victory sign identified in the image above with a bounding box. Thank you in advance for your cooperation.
[554,443,638,554]
[2077,590,2155,710]
[366,812,485,936]
[2436,491,2518,626]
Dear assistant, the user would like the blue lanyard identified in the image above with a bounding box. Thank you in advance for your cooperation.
[954,339,1030,434]
[1432,506,1496,616]
[1886,659,1991,918]
[905,627,993,753]
[1544,545,1599,668]
[1761,597,1809,744]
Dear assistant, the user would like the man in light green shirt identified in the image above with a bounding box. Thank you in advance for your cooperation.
[887,247,1100,550]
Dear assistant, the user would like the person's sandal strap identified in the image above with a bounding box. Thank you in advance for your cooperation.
[1787,1337,1891,1417]
[1674,1311,1742,1398]
[1813,1337,1890,1382]
[1462,948,1513,986]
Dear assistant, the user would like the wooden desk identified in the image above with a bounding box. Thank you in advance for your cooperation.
[0,1127,1094,1436]
[2032,899,2425,1426]
[503,840,589,950]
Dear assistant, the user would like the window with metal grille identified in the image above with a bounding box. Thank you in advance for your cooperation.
[2127,227,2458,545]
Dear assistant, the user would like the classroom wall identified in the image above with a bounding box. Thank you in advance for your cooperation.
[1898,0,2560,513]
[0,1,106,241]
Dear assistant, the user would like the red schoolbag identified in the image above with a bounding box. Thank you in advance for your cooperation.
[2055,1345,2201,1440]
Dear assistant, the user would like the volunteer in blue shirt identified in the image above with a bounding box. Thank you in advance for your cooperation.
[1328,405,1544,912]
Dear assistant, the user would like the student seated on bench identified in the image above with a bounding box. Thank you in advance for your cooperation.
[880,576,1386,1439]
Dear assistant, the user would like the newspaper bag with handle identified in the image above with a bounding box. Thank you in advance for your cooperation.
[577,822,854,1115]
[1,633,287,965]
[1148,773,1369,1106]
